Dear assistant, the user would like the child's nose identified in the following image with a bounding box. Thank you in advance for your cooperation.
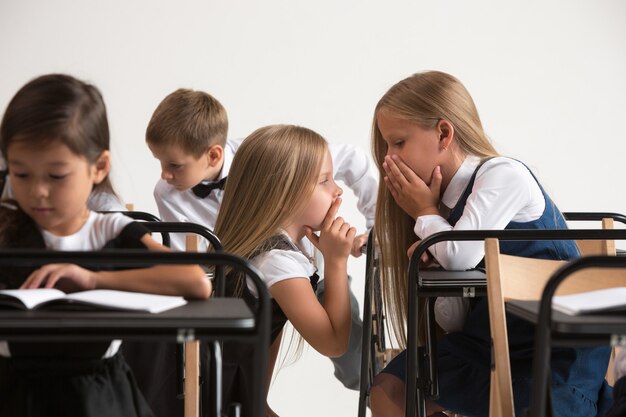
[161,170,173,180]
[336,185,343,197]
[31,180,48,198]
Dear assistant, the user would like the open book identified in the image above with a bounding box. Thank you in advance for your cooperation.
[0,288,187,313]
[552,287,626,315]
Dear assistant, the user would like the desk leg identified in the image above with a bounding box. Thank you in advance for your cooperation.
[185,340,200,417]
[209,341,223,417]
[425,298,438,399]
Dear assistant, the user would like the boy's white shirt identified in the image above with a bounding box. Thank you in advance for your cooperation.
[154,138,378,253]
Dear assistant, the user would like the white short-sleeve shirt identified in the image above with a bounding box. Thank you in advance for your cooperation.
[0,211,136,358]
[246,233,317,297]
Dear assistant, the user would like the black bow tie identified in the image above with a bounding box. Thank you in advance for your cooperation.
[191,177,227,198]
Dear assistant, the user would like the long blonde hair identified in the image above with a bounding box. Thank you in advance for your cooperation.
[214,124,327,259]
[214,124,328,364]
[372,71,499,346]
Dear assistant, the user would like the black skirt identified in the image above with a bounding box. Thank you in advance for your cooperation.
[0,351,154,417]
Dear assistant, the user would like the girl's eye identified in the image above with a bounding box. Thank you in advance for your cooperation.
[319,178,329,185]
[394,140,405,148]
[12,172,28,179]
[50,174,68,180]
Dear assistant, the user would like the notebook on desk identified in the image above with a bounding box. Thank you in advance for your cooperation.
[552,287,626,315]
[0,288,187,313]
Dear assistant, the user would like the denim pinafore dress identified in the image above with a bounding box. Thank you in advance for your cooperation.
[435,159,612,417]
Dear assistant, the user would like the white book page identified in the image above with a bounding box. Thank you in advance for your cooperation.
[552,287,626,315]
[64,289,187,313]
[0,288,66,309]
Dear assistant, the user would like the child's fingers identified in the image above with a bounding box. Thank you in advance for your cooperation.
[384,176,399,198]
[383,160,404,190]
[20,267,49,289]
[322,198,342,230]
[44,270,63,288]
[391,156,421,184]
[384,156,409,187]
[338,221,352,236]
[407,240,420,259]
[350,233,368,257]
[330,216,345,232]
[429,166,442,197]
[304,226,320,249]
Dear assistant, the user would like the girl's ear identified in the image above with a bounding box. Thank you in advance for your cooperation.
[206,144,224,167]
[438,119,455,151]
[92,150,111,184]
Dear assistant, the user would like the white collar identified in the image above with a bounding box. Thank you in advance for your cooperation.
[440,155,482,210]
[218,141,237,181]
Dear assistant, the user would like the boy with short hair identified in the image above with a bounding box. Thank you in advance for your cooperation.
[145,88,376,396]
[146,89,233,251]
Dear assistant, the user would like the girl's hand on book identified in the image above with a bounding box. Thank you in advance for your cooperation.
[383,155,441,219]
[20,264,97,291]
[305,198,356,264]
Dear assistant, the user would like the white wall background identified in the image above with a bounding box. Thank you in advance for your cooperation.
[2,1,626,416]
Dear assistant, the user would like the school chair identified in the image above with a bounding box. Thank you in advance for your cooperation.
[521,255,626,417]
[115,217,224,417]
[100,209,171,246]
[357,230,405,417]
[142,221,225,292]
[0,248,270,417]
[489,212,625,416]
[563,212,626,385]
[102,210,216,416]
[402,211,626,417]
[405,228,626,417]
[142,221,225,417]
[562,211,626,257]
[484,236,626,417]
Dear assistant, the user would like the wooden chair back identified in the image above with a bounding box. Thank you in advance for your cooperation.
[484,238,625,417]
[576,218,616,256]
[572,218,620,384]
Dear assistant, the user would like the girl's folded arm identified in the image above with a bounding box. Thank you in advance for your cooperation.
[94,234,211,299]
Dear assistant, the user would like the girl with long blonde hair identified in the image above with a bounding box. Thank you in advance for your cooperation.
[214,124,356,417]
[369,71,611,417]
